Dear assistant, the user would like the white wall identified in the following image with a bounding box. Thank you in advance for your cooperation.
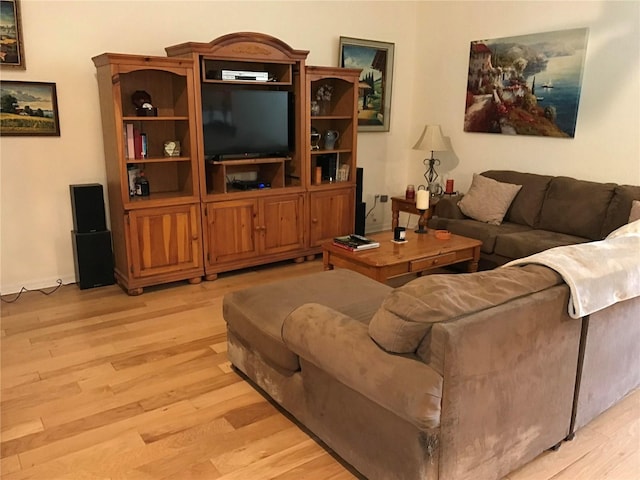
[1,0,638,293]
[409,0,640,194]
[0,0,419,293]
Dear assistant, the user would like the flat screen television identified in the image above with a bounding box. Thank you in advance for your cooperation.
[201,87,294,160]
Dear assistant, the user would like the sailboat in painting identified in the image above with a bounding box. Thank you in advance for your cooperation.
[464,27,588,138]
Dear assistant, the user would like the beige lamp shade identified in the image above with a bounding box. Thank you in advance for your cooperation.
[413,125,448,152]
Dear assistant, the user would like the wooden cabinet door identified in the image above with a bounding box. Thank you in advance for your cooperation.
[260,193,305,255]
[204,199,259,265]
[128,204,202,278]
[309,187,355,247]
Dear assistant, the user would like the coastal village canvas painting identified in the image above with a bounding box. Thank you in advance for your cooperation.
[464,28,588,138]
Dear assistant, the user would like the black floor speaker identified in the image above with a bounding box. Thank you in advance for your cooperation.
[356,167,363,203]
[354,167,365,235]
[72,230,115,289]
[355,202,366,236]
[70,183,107,233]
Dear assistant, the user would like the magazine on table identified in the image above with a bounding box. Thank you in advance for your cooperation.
[332,234,380,251]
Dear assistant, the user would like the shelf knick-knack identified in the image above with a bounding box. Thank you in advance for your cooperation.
[316,84,333,116]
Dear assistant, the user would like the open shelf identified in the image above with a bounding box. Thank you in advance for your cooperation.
[201,58,293,85]
[118,70,191,117]
[206,157,291,194]
[126,156,191,164]
[307,70,360,193]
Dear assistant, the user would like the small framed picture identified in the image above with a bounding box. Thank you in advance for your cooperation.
[0,81,61,136]
[0,0,26,69]
[339,36,394,132]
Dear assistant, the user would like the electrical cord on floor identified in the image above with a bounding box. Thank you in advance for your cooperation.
[1,279,65,303]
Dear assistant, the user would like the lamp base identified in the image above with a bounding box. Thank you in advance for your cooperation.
[414,208,428,234]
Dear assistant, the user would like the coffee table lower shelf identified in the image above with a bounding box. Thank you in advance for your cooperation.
[323,230,482,283]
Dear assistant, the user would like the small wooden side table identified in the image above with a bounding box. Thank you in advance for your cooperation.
[391,196,433,230]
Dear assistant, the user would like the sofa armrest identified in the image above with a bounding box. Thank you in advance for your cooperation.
[433,284,581,480]
[433,194,465,219]
[282,303,443,430]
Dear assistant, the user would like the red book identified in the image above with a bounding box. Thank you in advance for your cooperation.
[333,235,380,251]
[133,128,142,159]
[332,241,357,252]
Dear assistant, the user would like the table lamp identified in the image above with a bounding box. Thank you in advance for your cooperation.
[413,125,449,192]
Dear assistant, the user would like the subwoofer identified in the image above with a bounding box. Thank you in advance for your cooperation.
[70,183,107,233]
[71,231,115,289]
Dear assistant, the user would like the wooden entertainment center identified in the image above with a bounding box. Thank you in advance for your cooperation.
[92,33,360,294]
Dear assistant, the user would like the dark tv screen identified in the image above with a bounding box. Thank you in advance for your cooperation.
[201,88,293,159]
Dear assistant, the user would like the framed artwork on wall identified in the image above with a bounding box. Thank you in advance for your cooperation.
[464,27,589,138]
[339,36,394,132]
[0,81,61,136]
[0,0,26,69]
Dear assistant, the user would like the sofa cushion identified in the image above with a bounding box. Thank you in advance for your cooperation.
[427,218,531,254]
[600,185,640,237]
[482,170,553,227]
[368,264,562,354]
[458,173,522,225]
[494,229,590,259]
[223,269,391,372]
[538,176,616,240]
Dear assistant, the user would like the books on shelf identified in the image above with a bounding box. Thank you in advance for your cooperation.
[332,234,380,251]
[125,123,146,159]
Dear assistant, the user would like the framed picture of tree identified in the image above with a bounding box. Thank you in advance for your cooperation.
[0,81,61,136]
[0,0,26,69]
[339,36,394,132]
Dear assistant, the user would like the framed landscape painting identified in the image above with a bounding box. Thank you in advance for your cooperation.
[464,28,588,138]
[339,36,394,132]
[0,0,25,69]
[0,81,61,136]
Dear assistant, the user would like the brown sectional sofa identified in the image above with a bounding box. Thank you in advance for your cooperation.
[223,170,640,479]
[428,170,640,269]
[223,262,640,480]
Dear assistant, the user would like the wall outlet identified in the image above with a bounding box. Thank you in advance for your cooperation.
[380,195,388,203]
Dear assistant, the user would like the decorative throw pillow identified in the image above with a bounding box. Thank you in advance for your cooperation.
[458,173,522,225]
[629,200,640,223]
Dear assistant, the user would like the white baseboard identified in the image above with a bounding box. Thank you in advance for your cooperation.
[1,274,77,296]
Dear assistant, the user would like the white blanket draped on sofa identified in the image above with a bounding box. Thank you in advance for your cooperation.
[504,220,640,319]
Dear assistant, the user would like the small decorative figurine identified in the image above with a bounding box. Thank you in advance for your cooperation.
[163,140,181,157]
[132,90,157,116]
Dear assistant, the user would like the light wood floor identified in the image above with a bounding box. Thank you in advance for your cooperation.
[1,259,639,479]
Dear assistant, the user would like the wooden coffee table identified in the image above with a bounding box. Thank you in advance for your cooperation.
[323,230,482,283]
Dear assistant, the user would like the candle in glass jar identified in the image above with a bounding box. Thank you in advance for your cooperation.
[416,189,429,210]
[405,184,415,200]
[445,179,454,194]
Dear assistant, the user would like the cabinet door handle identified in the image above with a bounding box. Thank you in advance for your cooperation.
[312,218,318,223]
